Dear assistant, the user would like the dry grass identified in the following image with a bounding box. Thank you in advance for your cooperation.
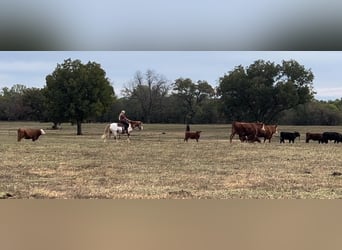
[1,122,342,199]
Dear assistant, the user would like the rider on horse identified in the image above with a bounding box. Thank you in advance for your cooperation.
[119,110,131,133]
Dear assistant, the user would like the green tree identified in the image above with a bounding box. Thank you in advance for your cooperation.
[280,101,342,125]
[0,84,26,120]
[45,58,115,135]
[172,78,215,123]
[22,87,46,121]
[218,59,315,123]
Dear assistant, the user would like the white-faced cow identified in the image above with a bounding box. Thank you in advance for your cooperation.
[17,128,46,142]
[257,124,278,143]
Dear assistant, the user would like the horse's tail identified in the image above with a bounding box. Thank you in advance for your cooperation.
[101,124,110,140]
[186,124,190,131]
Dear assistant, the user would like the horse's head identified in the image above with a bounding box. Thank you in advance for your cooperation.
[131,121,143,130]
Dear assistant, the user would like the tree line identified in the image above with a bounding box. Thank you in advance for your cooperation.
[1,58,342,134]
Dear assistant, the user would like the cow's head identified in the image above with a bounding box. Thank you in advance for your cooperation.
[40,129,46,135]
[257,122,265,131]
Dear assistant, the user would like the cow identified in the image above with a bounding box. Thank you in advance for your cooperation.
[184,124,201,142]
[257,124,278,143]
[322,132,342,143]
[17,128,46,142]
[280,131,300,143]
[305,133,323,143]
[184,131,202,142]
[230,121,265,143]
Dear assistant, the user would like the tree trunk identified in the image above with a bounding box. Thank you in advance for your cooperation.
[52,122,59,130]
[76,120,82,135]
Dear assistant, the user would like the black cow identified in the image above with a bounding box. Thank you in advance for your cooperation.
[322,132,342,143]
[280,131,300,143]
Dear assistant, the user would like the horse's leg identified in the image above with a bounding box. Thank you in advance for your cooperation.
[127,133,130,142]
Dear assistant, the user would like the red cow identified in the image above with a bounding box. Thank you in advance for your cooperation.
[184,124,201,142]
[230,121,265,143]
[17,128,46,142]
[184,131,202,142]
[257,124,278,143]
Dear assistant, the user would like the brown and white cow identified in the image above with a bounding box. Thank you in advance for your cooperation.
[257,124,278,143]
[17,128,46,142]
[230,121,265,143]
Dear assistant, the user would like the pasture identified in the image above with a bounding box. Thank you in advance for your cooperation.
[1,122,342,199]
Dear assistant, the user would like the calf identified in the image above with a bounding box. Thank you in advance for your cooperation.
[322,132,342,143]
[280,131,300,143]
[17,128,46,142]
[184,131,202,142]
[305,133,323,143]
[184,124,201,142]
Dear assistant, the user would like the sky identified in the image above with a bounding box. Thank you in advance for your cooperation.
[0,51,341,101]
[1,1,342,101]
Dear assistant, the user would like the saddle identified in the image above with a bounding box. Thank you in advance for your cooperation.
[117,122,127,133]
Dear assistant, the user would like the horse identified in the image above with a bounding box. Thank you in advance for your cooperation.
[130,120,143,130]
[101,122,133,142]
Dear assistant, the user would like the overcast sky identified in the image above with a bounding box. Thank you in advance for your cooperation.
[1,1,342,100]
[0,51,341,101]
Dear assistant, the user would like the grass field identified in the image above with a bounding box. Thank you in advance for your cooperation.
[1,122,342,199]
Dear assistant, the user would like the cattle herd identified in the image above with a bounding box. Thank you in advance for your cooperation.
[16,122,342,144]
[229,121,342,144]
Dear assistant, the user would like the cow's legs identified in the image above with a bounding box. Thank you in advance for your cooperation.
[229,132,236,143]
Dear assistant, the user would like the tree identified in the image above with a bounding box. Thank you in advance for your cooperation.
[218,59,315,123]
[22,87,46,121]
[173,78,215,123]
[280,101,342,125]
[0,84,26,120]
[45,58,115,135]
[122,70,170,123]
